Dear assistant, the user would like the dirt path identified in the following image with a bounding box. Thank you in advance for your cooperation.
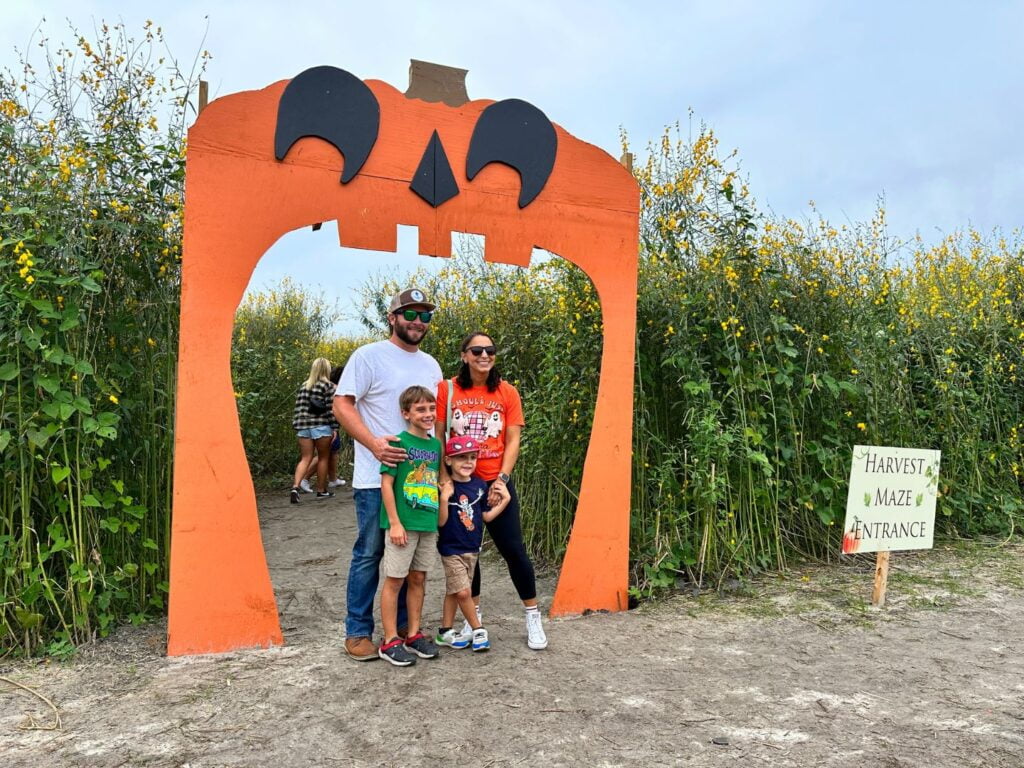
[3,489,1023,766]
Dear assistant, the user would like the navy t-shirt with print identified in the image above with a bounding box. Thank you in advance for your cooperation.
[438,477,489,556]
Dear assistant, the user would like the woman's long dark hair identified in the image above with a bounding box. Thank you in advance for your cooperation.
[455,331,502,392]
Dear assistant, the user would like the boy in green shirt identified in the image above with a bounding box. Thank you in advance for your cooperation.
[378,385,442,666]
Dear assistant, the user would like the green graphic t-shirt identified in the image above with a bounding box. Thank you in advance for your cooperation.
[380,431,441,532]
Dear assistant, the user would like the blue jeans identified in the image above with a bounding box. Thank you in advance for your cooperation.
[346,488,407,638]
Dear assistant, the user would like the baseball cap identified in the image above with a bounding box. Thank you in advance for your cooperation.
[388,287,435,313]
[445,436,480,456]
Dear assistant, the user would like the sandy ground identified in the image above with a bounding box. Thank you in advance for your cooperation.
[2,488,1024,767]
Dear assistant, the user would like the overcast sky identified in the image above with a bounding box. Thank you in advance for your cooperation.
[6,2,1024,333]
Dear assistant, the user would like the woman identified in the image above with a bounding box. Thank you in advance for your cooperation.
[300,364,347,493]
[436,332,547,650]
[290,357,338,504]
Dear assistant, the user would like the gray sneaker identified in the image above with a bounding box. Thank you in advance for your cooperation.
[404,632,439,659]
[379,638,416,666]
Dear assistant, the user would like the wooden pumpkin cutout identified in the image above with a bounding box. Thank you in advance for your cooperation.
[167,64,639,655]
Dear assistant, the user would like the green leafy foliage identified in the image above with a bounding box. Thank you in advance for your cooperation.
[0,21,206,655]
[362,124,1024,600]
[231,278,362,484]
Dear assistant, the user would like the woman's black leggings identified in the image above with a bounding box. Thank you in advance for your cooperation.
[471,478,536,602]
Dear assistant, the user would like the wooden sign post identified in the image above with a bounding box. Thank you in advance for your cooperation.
[871,551,890,607]
[841,445,941,607]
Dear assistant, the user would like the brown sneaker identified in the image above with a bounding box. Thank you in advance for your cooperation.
[345,636,378,661]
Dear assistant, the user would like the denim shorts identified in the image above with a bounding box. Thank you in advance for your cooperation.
[296,425,333,440]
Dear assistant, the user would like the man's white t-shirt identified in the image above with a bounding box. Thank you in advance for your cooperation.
[336,339,443,489]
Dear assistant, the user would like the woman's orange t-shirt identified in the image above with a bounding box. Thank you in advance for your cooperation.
[437,379,525,481]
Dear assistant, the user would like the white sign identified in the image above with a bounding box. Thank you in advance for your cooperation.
[841,445,940,554]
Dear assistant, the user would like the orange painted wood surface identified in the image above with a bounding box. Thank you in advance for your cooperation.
[169,76,639,655]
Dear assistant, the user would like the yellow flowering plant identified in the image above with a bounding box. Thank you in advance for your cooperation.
[0,21,206,655]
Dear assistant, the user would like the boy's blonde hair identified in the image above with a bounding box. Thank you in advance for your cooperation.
[399,385,436,413]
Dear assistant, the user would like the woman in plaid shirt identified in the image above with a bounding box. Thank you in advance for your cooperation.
[290,357,339,503]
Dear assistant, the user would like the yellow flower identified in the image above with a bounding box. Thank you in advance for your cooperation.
[856,422,867,431]
[147,338,156,347]
[109,394,119,404]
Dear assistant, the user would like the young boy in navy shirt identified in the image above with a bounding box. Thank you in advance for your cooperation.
[435,436,509,652]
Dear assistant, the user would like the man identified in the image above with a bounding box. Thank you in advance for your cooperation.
[334,288,443,661]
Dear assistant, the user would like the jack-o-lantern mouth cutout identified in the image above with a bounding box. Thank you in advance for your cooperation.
[167,61,639,656]
[274,66,557,208]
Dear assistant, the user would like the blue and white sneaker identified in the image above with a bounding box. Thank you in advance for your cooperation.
[435,628,470,649]
[471,627,490,652]
[456,604,483,646]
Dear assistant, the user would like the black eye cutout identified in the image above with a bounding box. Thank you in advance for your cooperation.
[274,66,380,184]
[466,98,557,208]
[275,67,558,210]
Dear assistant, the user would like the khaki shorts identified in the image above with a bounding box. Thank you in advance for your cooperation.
[441,552,479,595]
[382,530,437,578]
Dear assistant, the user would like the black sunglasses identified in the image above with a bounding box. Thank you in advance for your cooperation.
[396,309,432,323]
[466,345,497,357]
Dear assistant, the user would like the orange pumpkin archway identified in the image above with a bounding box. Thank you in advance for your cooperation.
[167,66,639,655]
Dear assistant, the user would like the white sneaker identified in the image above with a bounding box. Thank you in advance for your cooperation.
[471,627,490,652]
[435,628,469,649]
[526,610,547,650]
[328,479,346,488]
[456,604,483,644]
[299,479,313,493]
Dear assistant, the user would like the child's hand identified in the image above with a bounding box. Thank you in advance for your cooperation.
[440,479,454,502]
[484,482,511,522]
[389,522,408,547]
[488,479,508,507]
[490,482,509,504]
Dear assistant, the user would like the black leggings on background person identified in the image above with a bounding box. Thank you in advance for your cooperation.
[470,478,537,602]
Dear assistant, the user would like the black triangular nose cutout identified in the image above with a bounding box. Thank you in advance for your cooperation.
[410,130,460,207]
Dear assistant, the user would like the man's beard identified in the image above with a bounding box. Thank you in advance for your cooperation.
[394,321,426,346]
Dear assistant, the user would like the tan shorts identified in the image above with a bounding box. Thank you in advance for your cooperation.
[441,552,479,595]
[382,530,437,578]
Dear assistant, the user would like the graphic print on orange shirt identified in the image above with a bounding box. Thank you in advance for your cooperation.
[440,381,525,481]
